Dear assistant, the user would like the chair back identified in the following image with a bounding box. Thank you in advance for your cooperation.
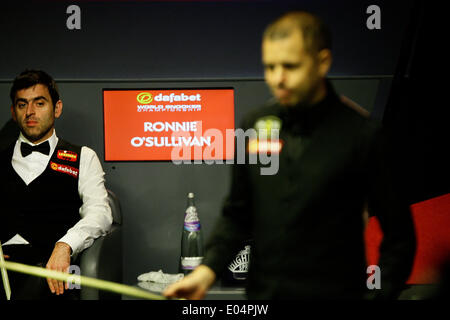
[107,189,122,225]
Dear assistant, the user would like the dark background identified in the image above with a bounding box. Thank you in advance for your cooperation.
[0,0,413,80]
[0,0,446,288]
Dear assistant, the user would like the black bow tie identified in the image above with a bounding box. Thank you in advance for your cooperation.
[20,141,50,157]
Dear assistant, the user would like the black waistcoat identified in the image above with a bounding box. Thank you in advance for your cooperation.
[0,139,82,258]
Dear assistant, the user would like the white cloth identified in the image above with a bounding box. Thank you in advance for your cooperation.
[10,130,113,256]
[2,234,30,246]
[137,270,184,284]
[137,281,169,293]
[137,270,184,293]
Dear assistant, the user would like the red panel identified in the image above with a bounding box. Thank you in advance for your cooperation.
[364,193,450,284]
[103,89,235,161]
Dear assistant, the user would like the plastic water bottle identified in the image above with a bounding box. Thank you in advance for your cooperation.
[180,192,204,274]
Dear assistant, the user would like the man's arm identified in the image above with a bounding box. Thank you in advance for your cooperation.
[46,242,71,295]
[163,265,216,300]
[164,162,252,300]
[165,130,254,300]
[57,146,113,256]
[201,132,254,279]
[367,126,416,299]
[45,146,112,294]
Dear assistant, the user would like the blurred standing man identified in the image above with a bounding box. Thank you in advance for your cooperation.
[164,11,416,300]
[0,70,112,300]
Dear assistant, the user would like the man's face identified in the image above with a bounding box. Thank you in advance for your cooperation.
[11,84,62,144]
[262,30,327,107]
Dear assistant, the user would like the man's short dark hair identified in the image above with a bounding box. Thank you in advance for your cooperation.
[10,70,60,108]
[263,11,332,54]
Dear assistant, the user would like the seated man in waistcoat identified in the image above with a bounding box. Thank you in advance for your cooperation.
[0,69,113,300]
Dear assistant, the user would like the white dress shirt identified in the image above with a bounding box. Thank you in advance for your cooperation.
[11,130,113,256]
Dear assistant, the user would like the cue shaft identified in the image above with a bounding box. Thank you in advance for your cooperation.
[0,242,11,300]
[0,260,167,300]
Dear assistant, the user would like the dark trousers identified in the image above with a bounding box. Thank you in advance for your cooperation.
[0,244,80,301]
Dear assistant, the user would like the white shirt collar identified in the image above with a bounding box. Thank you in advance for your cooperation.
[13,129,59,185]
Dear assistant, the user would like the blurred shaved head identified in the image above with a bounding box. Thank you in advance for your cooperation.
[262,11,333,107]
[263,11,332,54]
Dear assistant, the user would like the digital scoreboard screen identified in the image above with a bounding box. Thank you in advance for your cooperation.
[103,88,235,161]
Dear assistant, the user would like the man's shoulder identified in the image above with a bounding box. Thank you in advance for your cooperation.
[326,98,384,153]
[0,141,15,161]
[334,96,382,134]
[56,139,97,155]
[56,138,82,151]
[54,139,100,165]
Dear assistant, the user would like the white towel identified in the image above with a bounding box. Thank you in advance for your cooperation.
[3,234,30,246]
[137,269,183,284]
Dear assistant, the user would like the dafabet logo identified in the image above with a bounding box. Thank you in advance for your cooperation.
[137,92,153,104]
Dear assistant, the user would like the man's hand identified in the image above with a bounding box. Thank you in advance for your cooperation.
[46,242,71,295]
[163,265,216,300]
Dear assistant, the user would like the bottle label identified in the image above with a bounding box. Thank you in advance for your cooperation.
[184,206,201,232]
[228,245,251,280]
[181,256,203,270]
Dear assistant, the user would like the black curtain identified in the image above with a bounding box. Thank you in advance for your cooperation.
[383,0,449,205]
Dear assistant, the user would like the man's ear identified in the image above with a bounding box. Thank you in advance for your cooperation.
[318,49,332,78]
[10,105,17,122]
[54,100,63,119]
